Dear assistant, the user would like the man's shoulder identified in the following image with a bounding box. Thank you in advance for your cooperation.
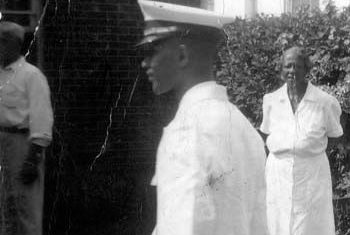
[192,98,232,119]
[21,60,48,83]
[190,99,252,132]
[23,60,44,75]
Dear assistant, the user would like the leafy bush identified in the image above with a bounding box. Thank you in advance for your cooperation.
[217,4,350,124]
[216,3,350,235]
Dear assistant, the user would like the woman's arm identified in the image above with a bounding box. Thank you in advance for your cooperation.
[258,130,269,156]
[258,130,268,143]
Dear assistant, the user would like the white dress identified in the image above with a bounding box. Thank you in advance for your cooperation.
[152,81,268,235]
[260,82,343,235]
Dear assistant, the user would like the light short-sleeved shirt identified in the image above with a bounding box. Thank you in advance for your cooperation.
[152,81,268,235]
[260,82,343,157]
[0,57,53,146]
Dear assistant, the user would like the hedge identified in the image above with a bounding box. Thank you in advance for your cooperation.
[216,3,350,235]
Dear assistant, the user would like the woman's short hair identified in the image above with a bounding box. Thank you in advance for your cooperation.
[280,46,312,72]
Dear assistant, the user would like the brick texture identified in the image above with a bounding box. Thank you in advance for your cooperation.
[37,1,176,234]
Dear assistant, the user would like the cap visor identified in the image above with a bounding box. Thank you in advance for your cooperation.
[135,34,174,47]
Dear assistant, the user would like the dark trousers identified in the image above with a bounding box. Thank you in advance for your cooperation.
[0,132,44,235]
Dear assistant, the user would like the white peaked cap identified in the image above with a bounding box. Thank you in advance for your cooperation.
[139,0,235,29]
[137,0,236,46]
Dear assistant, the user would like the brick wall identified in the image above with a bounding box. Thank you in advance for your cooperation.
[37,1,177,234]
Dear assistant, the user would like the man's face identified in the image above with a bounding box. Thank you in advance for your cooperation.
[281,50,307,87]
[0,33,8,63]
[141,38,179,95]
[0,31,21,66]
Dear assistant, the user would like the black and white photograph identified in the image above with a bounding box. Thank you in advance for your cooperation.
[0,0,349,235]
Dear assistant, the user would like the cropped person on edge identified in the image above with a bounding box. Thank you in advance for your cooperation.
[260,46,343,235]
[0,21,53,235]
[138,1,268,235]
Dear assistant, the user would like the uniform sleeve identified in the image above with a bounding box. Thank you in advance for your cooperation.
[191,102,236,235]
[155,114,217,235]
[260,94,271,135]
[191,118,218,235]
[27,70,54,147]
[326,96,343,138]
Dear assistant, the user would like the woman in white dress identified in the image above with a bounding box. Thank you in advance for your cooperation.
[260,46,343,235]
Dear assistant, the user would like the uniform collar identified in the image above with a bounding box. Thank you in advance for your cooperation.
[279,81,316,102]
[178,81,228,109]
[2,56,25,72]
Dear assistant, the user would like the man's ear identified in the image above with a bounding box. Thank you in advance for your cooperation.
[177,44,189,68]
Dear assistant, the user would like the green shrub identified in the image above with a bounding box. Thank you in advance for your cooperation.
[216,3,350,235]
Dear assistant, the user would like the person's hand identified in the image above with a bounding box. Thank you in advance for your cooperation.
[19,144,44,185]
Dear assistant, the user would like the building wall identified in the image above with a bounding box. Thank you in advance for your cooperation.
[245,0,258,18]
[258,0,285,15]
[39,1,177,234]
[212,0,246,17]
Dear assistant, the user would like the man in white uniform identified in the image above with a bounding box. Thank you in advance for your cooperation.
[138,1,268,235]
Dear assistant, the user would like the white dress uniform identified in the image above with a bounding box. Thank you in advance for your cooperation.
[260,82,343,235]
[152,81,268,235]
